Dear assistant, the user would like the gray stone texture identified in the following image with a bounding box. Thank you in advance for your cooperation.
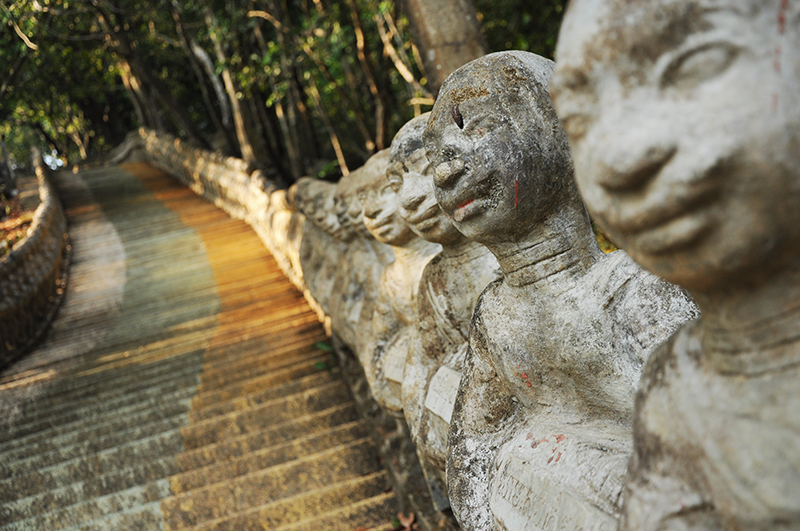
[425,51,698,530]
[551,1,800,529]
[356,140,441,415]
[0,150,69,369]
[386,114,501,474]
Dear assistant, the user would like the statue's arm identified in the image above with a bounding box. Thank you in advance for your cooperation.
[446,313,515,531]
[361,289,400,409]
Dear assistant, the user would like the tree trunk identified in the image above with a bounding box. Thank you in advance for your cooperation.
[204,10,269,165]
[95,2,210,148]
[168,1,238,155]
[398,0,487,94]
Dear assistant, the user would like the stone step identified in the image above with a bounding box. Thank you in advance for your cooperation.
[0,411,189,487]
[189,368,341,423]
[0,427,183,503]
[0,457,177,523]
[0,350,203,442]
[174,403,362,472]
[0,352,201,442]
[272,493,399,531]
[199,321,323,365]
[0,480,170,531]
[0,396,192,471]
[0,377,198,459]
[169,421,369,494]
[196,337,328,391]
[180,379,354,450]
[58,501,165,531]
[189,355,341,411]
[195,346,326,393]
[190,472,396,531]
[161,437,382,530]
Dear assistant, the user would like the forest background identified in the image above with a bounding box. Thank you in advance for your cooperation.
[1,0,566,183]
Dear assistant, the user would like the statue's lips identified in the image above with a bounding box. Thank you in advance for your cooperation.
[625,208,714,256]
[602,181,718,236]
[406,205,442,227]
[453,197,487,222]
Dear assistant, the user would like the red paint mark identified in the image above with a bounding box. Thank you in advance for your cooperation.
[547,455,554,464]
[458,198,474,209]
[774,0,790,113]
[531,438,549,449]
[555,451,562,462]
[518,364,532,387]
[514,179,520,209]
[526,432,534,440]
[555,434,567,443]
[779,0,790,34]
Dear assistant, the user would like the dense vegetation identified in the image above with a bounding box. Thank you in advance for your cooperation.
[1,0,566,182]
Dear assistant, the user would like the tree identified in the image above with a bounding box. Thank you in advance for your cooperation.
[1,0,569,181]
[398,0,487,94]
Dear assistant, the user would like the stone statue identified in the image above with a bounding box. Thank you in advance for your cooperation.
[387,114,501,477]
[551,1,800,529]
[291,177,346,321]
[356,137,441,415]
[292,151,394,349]
[425,51,698,530]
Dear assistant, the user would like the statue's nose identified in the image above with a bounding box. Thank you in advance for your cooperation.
[433,153,466,189]
[433,159,465,188]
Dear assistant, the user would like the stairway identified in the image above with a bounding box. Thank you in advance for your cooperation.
[0,163,399,530]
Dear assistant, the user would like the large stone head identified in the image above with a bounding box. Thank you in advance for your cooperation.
[551,0,800,292]
[424,51,577,246]
[387,113,465,246]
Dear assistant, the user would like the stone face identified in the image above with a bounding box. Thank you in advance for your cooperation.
[387,114,500,472]
[356,133,441,415]
[425,51,698,530]
[551,2,800,529]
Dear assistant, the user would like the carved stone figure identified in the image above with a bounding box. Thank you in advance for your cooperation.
[425,51,698,530]
[291,177,345,319]
[292,151,394,349]
[356,143,440,414]
[387,114,501,475]
[551,2,800,529]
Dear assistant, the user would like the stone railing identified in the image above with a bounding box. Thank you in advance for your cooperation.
[0,148,70,370]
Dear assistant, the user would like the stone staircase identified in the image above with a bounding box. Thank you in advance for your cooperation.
[0,163,400,530]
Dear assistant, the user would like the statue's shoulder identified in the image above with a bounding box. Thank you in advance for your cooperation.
[590,250,699,351]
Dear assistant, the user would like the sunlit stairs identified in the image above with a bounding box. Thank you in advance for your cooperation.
[0,163,399,531]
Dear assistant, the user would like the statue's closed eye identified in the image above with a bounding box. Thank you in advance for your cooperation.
[660,43,740,90]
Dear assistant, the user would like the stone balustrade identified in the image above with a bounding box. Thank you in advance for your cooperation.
[0,149,69,370]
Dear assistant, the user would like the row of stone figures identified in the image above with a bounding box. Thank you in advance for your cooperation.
[289,1,800,529]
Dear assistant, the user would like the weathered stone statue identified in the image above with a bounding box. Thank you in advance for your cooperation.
[387,114,500,475]
[551,2,800,529]
[356,139,440,414]
[291,177,346,322]
[292,151,394,349]
[425,51,698,530]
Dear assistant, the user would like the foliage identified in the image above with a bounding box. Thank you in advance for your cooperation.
[476,0,568,59]
[0,0,569,180]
